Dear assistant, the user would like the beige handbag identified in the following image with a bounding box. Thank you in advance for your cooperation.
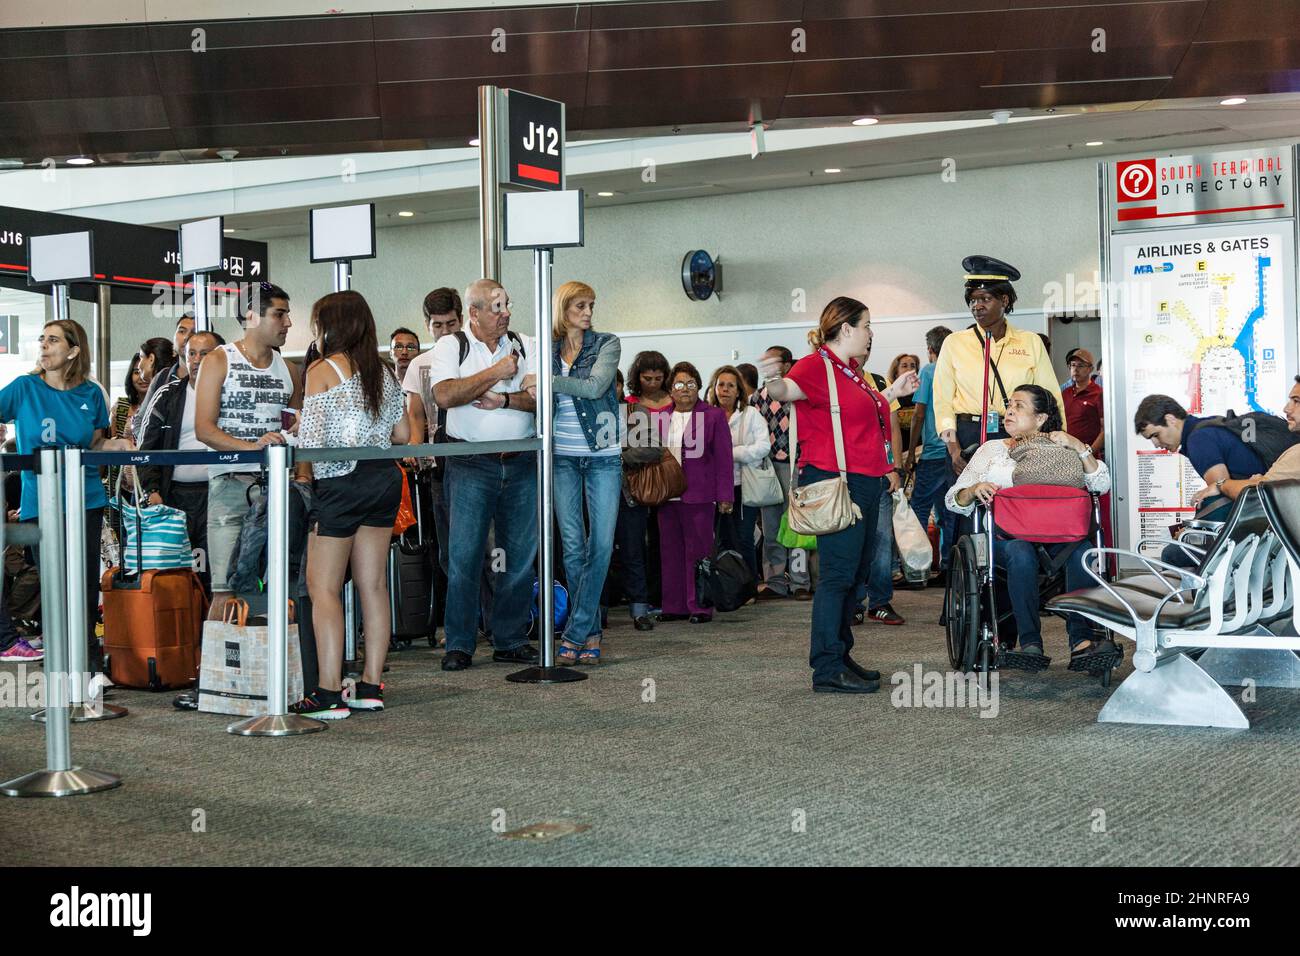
[785,356,863,536]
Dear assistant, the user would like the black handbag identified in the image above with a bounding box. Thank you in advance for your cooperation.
[694,550,757,613]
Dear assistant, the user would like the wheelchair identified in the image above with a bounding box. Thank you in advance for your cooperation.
[943,484,1123,688]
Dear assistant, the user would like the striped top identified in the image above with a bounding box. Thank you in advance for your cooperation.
[554,358,619,458]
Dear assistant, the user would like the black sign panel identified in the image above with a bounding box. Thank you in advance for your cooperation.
[503,90,565,191]
[0,206,269,305]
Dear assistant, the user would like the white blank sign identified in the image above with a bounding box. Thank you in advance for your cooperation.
[310,204,376,262]
[503,190,584,249]
[28,231,93,285]
[180,217,223,273]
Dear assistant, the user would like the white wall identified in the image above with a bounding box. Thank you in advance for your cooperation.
[235,155,1096,381]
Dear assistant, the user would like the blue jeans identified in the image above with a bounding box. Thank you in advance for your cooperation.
[994,538,1092,649]
[802,466,883,684]
[865,491,895,608]
[444,454,538,656]
[910,456,957,570]
[553,454,622,643]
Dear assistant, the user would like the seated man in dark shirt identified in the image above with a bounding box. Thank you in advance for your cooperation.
[1133,394,1264,566]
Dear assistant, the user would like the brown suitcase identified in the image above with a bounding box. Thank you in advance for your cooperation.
[101,567,208,690]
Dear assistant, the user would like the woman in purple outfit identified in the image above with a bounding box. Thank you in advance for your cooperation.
[655,361,734,624]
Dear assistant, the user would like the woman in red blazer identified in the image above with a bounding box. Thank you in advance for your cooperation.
[656,361,735,623]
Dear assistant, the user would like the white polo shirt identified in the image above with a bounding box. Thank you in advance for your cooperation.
[426,330,537,442]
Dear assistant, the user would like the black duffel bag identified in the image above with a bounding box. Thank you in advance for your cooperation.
[694,550,757,613]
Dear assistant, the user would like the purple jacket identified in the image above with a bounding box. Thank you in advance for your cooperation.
[659,402,734,504]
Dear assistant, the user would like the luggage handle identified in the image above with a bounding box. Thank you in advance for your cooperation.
[220,597,294,627]
[112,466,146,586]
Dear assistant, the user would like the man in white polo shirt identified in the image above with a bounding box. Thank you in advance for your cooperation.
[428,279,540,671]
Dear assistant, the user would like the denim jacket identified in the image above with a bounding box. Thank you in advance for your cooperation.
[551,329,622,452]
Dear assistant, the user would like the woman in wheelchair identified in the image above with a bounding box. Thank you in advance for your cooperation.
[944,384,1118,672]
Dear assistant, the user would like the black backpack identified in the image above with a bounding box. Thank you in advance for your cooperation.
[694,550,757,613]
[1185,411,1300,472]
[455,330,526,365]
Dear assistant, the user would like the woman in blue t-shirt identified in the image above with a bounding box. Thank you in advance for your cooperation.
[0,319,132,672]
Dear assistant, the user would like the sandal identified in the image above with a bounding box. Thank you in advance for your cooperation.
[556,638,583,666]
[577,639,602,666]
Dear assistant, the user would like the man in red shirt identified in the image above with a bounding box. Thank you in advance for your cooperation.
[1062,348,1104,460]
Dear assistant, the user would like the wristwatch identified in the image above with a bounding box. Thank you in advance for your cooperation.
[503,392,510,409]
[1215,477,1226,494]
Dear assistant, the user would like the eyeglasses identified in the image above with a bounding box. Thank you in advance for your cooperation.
[1068,361,1093,369]
[391,343,420,352]
[672,381,698,391]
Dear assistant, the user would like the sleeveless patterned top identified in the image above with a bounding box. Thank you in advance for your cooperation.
[211,343,294,477]
[299,357,404,479]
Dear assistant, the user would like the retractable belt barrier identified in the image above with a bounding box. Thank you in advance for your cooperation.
[72,435,544,739]
[1,448,123,797]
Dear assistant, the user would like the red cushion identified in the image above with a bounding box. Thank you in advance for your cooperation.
[992,485,1092,543]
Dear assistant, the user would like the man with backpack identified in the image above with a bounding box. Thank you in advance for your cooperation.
[1189,378,1300,501]
[1134,391,1300,566]
[427,279,539,672]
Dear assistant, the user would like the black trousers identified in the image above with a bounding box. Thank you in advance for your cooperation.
[26,506,103,670]
[167,480,210,596]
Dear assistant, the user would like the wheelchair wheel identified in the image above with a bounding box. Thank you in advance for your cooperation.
[945,537,981,671]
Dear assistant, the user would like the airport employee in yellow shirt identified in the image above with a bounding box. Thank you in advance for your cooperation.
[932,255,1063,471]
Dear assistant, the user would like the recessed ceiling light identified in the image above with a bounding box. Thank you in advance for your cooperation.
[1219,96,1247,106]
[397,210,415,217]
[223,228,235,233]
[597,191,614,197]
[851,117,878,127]
[0,158,23,168]
[66,156,94,166]
[468,137,481,146]
[824,168,842,174]
[1085,141,1104,147]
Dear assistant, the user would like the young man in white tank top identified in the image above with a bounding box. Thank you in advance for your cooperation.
[193,283,302,622]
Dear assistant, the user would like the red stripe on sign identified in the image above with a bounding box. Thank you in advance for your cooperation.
[1117,206,1157,221]
[1120,202,1285,222]
[517,162,560,185]
[0,263,28,271]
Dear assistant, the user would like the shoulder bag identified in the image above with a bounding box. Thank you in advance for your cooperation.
[785,356,863,536]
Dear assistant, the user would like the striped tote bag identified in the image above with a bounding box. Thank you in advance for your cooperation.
[111,471,194,573]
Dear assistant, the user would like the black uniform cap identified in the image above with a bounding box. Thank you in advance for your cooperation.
[962,255,1021,289]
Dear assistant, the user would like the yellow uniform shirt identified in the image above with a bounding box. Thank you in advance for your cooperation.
[931,323,1064,437]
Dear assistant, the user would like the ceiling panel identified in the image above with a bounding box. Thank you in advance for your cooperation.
[0,0,1295,165]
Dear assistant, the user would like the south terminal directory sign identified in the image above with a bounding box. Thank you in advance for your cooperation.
[0,205,269,304]
[1101,146,1300,559]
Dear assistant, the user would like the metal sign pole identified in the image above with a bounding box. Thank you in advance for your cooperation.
[478,85,502,281]
[229,444,324,736]
[2,449,122,796]
[33,447,127,722]
[508,247,584,685]
[192,273,210,334]
[334,260,352,293]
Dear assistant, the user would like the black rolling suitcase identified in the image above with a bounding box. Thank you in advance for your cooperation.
[388,467,437,648]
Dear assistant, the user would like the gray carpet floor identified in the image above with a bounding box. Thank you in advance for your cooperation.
[4,586,1300,866]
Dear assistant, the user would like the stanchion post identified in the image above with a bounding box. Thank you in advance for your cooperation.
[508,247,584,684]
[2,449,122,797]
[33,447,127,722]
[228,443,325,735]
[192,272,211,334]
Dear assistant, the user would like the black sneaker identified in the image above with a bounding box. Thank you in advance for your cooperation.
[349,681,384,712]
[289,687,350,720]
[866,603,905,625]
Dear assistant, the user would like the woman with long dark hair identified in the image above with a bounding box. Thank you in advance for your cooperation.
[758,297,919,693]
[291,290,409,719]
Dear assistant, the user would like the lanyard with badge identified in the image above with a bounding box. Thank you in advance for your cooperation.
[972,328,1011,435]
[817,347,893,464]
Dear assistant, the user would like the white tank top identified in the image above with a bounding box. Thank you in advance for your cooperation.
[210,343,294,477]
